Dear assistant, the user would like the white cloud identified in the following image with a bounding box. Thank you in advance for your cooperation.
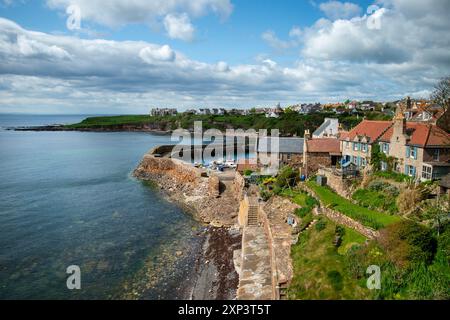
[163,13,195,42]
[45,0,233,41]
[1,0,450,114]
[319,1,362,20]
[216,61,230,72]
[139,45,176,63]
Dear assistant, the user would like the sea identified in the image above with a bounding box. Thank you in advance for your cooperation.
[0,114,206,299]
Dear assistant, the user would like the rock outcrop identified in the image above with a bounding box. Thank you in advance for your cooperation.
[133,153,239,227]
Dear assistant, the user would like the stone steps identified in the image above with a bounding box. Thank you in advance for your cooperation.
[247,205,259,226]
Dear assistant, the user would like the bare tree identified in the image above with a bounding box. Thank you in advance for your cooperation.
[431,76,450,132]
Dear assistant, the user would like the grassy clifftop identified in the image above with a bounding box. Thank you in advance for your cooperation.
[65,111,391,136]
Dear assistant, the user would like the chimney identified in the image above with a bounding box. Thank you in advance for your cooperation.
[304,129,311,140]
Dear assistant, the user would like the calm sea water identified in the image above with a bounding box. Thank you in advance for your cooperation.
[0,114,204,300]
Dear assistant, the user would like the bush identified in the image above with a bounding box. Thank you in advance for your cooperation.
[327,270,344,291]
[275,166,299,189]
[335,225,346,237]
[379,221,437,268]
[352,188,398,214]
[243,169,253,176]
[315,219,327,232]
[260,189,272,202]
[295,207,312,218]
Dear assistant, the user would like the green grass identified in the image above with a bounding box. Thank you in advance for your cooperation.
[280,189,309,206]
[65,115,157,128]
[306,181,401,230]
[338,227,367,255]
[287,217,371,300]
[64,111,392,136]
[373,171,413,183]
[352,189,398,214]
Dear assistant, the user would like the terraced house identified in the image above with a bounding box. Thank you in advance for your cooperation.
[340,108,450,181]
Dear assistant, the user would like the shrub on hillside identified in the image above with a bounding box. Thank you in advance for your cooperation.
[275,166,299,189]
[327,270,344,291]
[378,221,437,268]
[315,219,327,232]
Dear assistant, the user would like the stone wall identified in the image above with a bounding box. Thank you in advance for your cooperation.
[234,172,246,200]
[304,152,332,177]
[238,196,249,227]
[208,174,220,198]
[319,207,379,239]
[258,206,280,299]
[302,184,379,239]
[317,168,355,198]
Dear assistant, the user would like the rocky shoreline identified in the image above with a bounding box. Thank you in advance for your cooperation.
[133,151,243,299]
[11,125,172,134]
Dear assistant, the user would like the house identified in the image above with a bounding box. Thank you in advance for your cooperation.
[211,108,226,115]
[257,137,304,169]
[297,103,322,114]
[378,109,450,181]
[184,109,197,115]
[340,120,393,170]
[265,104,284,118]
[150,108,178,116]
[347,101,358,110]
[340,106,450,180]
[303,131,341,177]
[198,108,211,115]
[313,118,339,138]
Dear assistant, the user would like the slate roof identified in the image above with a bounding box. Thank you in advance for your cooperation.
[257,137,304,154]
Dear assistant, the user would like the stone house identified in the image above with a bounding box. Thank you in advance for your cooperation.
[303,131,341,177]
[340,108,450,180]
[340,120,392,169]
[257,137,304,170]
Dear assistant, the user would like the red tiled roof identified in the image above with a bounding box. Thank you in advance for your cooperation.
[340,120,393,142]
[306,138,341,154]
[380,122,450,147]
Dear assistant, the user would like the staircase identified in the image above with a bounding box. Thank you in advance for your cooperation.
[247,203,259,226]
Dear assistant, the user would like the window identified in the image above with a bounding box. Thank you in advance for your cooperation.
[353,142,359,151]
[382,143,390,154]
[422,165,432,180]
[381,161,387,171]
[433,149,440,161]
[407,146,418,160]
[287,153,292,161]
[362,144,367,153]
[410,147,417,160]
[405,165,416,177]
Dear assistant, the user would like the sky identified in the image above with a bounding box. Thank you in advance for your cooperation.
[0,0,449,114]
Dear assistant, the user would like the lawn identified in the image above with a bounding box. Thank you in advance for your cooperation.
[306,181,401,230]
[280,188,310,207]
[287,217,371,300]
[338,227,367,255]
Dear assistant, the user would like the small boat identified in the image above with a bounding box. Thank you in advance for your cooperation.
[224,159,236,168]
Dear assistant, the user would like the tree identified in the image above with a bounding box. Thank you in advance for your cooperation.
[431,76,450,132]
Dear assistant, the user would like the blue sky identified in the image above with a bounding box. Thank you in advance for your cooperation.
[0,0,449,114]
